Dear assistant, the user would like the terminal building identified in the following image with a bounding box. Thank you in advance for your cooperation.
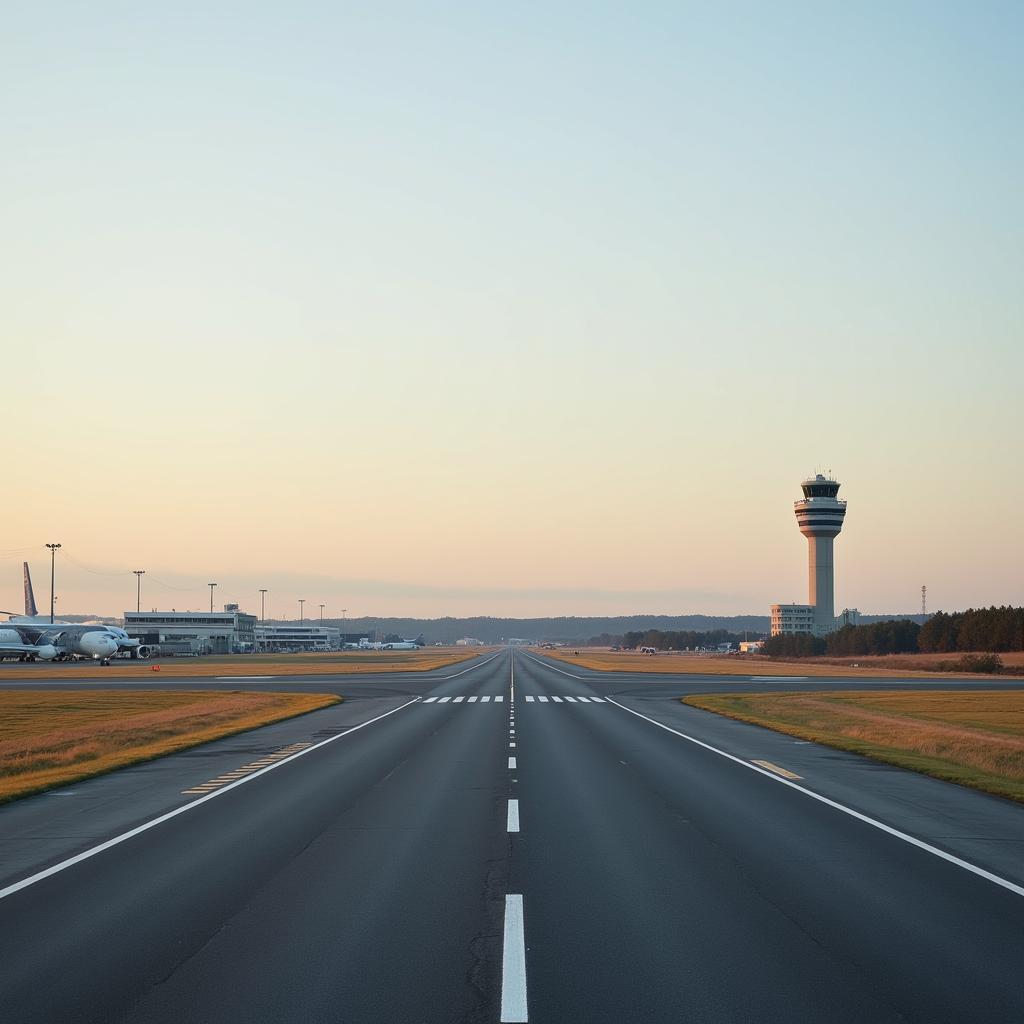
[771,473,849,637]
[255,624,342,652]
[124,607,258,654]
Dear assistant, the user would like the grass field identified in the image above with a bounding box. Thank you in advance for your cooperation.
[685,690,1024,803]
[0,690,339,803]
[0,648,486,680]
[544,649,1024,679]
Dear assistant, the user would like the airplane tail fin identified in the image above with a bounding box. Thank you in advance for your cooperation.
[23,562,38,617]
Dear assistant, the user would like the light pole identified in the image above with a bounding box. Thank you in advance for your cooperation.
[259,589,267,652]
[208,582,217,613]
[45,543,61,624]
[319,603,325,624]
[299,599,305,623]
[133,570,145,613]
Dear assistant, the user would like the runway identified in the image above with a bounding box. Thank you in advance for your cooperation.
[2,649,1024,1022]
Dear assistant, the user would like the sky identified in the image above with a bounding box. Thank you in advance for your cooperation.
[2,2,1021,619]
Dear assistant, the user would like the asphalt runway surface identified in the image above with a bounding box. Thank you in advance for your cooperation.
[2,649,1024,1022]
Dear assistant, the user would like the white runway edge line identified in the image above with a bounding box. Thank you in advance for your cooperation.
[501,894,528,1023]
[0,697,421,903]
[605,697,1024,900]
[440,650,503,680]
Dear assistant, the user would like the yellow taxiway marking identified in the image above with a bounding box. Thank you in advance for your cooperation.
[182,742,316,794]
[751,759,803,780]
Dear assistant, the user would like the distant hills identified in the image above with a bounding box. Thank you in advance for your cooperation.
[291,615,772,644]
[269,612,931,644]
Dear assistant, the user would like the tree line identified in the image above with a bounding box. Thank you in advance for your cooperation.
[620,629,749,650]
[762,606,1024,659]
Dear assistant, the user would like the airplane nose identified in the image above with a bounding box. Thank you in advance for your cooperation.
[82,633,120,659]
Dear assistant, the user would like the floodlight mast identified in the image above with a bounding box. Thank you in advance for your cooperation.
[46,543,61,623]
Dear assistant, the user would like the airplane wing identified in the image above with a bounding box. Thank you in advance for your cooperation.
[0,641,56,657]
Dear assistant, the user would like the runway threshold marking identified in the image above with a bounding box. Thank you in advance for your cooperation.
[0,697,421,903]
[751,759,803,780]
[606,697,1024,900]
[501,894,529,1022]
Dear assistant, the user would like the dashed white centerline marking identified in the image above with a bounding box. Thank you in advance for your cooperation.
[495,695,504,702]
[453,696,465,703]
[507,799,520,832]
[509,742,516,748]
[563,695,577,702]
[525,695,535,702]
[508,757,517,769]
[437,696,451,703]
[537,696,548,703]
[575,695,591,702]
[501,895,528,1022]
[423,696,438,703]
[481,695,492,702]
[550,696,563,703]
[588,696,605,702]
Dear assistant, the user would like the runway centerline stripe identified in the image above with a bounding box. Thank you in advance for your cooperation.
[423,697,438,703]
[453,696,465,703]
[537,696,548,703]
[437,697,451,703]
[501,894,528,1022]
[525,695,535,702]
[606,697,1024,900]
[508,756,517,769]
[0,698,421,903]
[481,695,491,702]
[550,696,563,703]
[507,799,520,833]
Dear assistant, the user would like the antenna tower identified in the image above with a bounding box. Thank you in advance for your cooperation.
[921,585,927,617]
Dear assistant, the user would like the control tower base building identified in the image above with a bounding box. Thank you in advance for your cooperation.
[771,474,848,637]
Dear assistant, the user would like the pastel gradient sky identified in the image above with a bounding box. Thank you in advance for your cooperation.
[2,3,1021,619]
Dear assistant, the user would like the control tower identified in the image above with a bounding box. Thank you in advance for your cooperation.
[794,474,847,633]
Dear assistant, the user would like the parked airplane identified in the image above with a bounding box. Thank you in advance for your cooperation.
[0,564,152,665]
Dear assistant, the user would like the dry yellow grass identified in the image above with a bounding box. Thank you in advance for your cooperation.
[545,649,1023,679]
[685,690,1024,802]
[0,690,339,803]
[0,648,486,680]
